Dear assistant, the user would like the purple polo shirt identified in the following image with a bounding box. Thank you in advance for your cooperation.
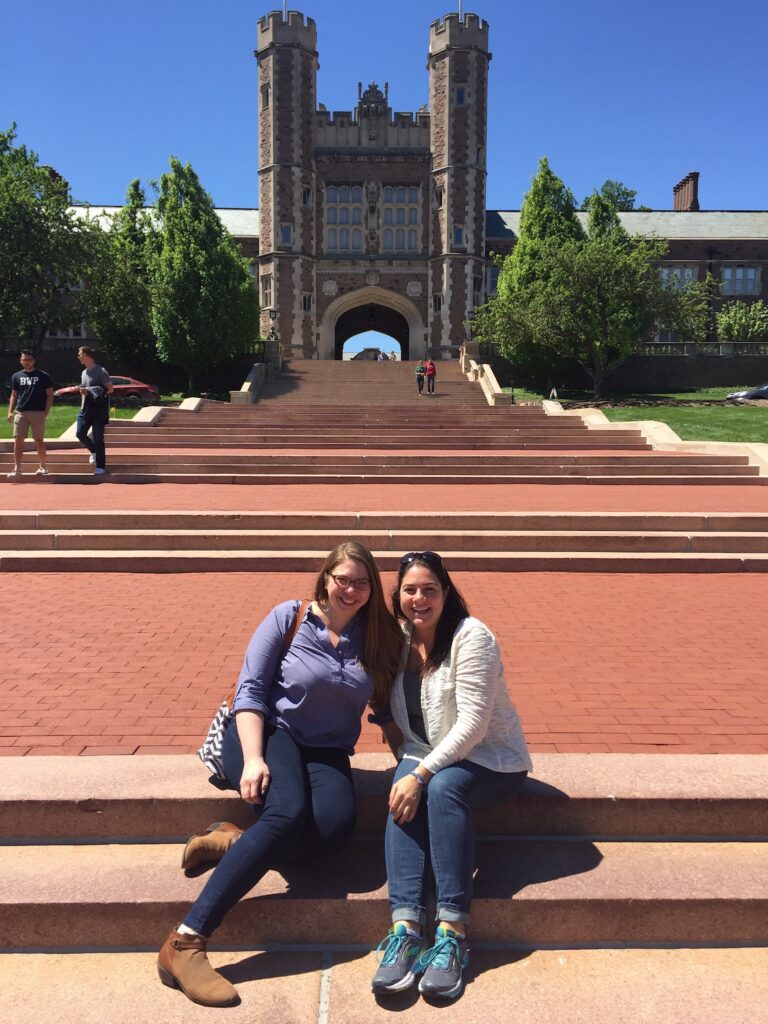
[233,599,374,752]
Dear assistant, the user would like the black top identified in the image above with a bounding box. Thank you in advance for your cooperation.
[10,369,54,412]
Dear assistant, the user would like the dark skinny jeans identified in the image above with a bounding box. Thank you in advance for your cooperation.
[76,407,106,470]
[183,718,356,937]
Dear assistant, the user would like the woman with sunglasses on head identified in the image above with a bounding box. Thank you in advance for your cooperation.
[158,542,402,1008]
[371,551,532,1001]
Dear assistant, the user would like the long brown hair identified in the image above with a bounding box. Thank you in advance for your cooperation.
[313,542,402,710]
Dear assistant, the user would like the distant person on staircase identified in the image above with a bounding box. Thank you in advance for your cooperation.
[377,351,386,362]
[415,360,426,396]
[370,551,531,1001]
[158,542,402,1008]
[424,358,436,395]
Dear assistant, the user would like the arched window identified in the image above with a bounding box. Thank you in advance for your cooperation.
[383,229,393,250]
[328,229,337,249]
[395,187,406,203]
[396,208,405,225]
[408,187,418,204]
[408,229,417,250]
[351,186,362,203]
[383,187,394,204]
[327,186,337,204]
[408,208,418,225]
[395,228,405,250]
[339,207,350,225]
[327,207,337,224]
[352,228,362,250]
[339,185,350,203]
[383,208,393,225]
[340,227,350,249]
[352,207,362,224]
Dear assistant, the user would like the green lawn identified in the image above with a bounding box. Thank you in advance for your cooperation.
[601,405,768,444]
[0,406,139,440]
[507,386,753,403]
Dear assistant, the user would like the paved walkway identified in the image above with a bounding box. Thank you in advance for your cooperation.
[2,570,766,756]
[2,481,768,513]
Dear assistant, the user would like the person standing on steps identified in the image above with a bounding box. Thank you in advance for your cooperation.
[424,357,436,396]
[157,542,402,1008]
[75,346,113,476]
[370,551,531,1001]
[415,360,426,396]
[6,350,54,479]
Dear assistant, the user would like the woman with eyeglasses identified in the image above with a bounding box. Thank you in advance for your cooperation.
[371,551,531,1001]
[158,542,402,1007]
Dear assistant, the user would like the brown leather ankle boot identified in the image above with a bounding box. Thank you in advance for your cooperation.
[181,821,243,874]
[157,929,239,1006]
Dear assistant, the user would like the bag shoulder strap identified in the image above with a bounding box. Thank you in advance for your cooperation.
[228,599,310,707]
[283,599,310,653]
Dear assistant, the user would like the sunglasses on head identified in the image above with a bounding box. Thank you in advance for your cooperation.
[400,550,444,570]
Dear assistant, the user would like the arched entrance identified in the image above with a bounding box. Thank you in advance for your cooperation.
[319,286,425,361]
[335,305,409,360]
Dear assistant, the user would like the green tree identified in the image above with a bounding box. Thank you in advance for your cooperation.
[475,163,710,399]
[583,179,637,212]
[0,124,92,341]
[150,158,259,391]
[504,156,583,293]
[716,300,768,344]
[84,179,158,367]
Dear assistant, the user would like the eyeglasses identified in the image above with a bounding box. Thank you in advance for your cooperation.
[400,551,443,570]
[328,573,372,592]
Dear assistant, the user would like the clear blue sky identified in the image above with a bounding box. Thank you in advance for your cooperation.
[3,0,767,213]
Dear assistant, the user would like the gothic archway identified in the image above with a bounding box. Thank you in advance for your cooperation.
[318,286,425,361]
[335,304,409,360]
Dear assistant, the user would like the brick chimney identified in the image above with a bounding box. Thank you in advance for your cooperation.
[673,171,700,211]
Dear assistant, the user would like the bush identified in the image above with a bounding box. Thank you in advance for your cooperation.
[716,300,768,343]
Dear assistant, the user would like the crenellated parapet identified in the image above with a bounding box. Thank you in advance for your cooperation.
[429,12,489,54]
[257,9,317,53]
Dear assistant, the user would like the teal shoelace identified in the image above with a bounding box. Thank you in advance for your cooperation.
[418,931,464,972]
[377,929,415,966]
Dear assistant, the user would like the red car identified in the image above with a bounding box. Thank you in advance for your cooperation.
[54,376,160,404]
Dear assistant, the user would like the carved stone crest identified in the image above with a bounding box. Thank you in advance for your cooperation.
[365,269,380,286]
[322,280,338,296]
[406,281,422,297]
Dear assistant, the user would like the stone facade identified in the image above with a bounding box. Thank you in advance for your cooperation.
[255,9,490,360]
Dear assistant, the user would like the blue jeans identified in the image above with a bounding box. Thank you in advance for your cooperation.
[427,375,435,394]
[76,408,106,470]
[385,758,527,926]
[183,719,356,936]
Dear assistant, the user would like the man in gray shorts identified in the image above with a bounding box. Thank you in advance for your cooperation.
[6,350,54,479]
[76,346,113,475]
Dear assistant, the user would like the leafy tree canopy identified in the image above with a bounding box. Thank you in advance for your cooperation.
[716,300,768,344]
[150,158,259,391]
[0,123,93,341]
[583,178,638,213]
[83,179,158,367]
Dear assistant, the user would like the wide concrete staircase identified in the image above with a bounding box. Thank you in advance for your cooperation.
[3,510,768,572]
[2,754,766,1020]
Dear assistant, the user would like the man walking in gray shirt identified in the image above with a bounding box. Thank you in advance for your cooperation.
[75,346,113,475]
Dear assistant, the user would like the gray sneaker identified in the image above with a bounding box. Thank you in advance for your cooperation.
[417,927,469,999]
[371,924,426,994]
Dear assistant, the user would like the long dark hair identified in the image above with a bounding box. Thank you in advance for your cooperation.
[313,541,402,710]
[392,552,470,673]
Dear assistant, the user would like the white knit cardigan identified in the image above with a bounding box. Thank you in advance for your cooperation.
[392,617,532,775]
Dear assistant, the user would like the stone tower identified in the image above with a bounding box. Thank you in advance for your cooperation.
[428,13,491,351]
[255,10,318,352]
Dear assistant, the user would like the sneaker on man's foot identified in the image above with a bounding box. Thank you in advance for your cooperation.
[93,467,107,475]
[5,470,22,479]
[371,924,426,994]
[89,454,96,464]
[34,467,49,476]
[417,927,469,1000]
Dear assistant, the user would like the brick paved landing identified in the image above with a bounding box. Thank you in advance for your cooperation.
[1,572,765,756]
[2,481,768,512]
